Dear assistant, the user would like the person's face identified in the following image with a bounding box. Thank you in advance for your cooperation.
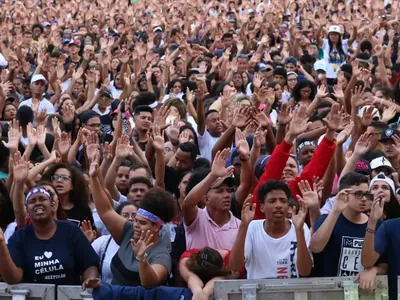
[381,139,396,158]
[116,166,130,193]
[285,64,296,72]
[232,73,243,87]
[206,112,223,135]
[164,141,175,163]
[370,181,391,204]
[274,84,283,99]
[282,157,298,183]
[74,78,85,92]
[23,84,31,98]
[307,45,318,56]
[172,81,182,94]
[61,98,75,110]
[175,149,193,172]
[69,44,79,55]
[115,75,122,89]
[13,78,23,92]
[347,183,370,213]
[206,183,232,212]
[133,214,160,240]
[134,111,152,131]
[3,104,16,120]
[24,33,32,44]
[51,168,72,195]
[111,58,120,70]
[260,189,289,222]
[127,183,150,204]
[232,156,241,183]
[33,27,42,38]
[175,59,184,73]
[152,67,162,81]
[84,116,101,134]
[272,55,282,63]
[168,106,180,119]
[298,145,315,167]
[329,32,340,43]
[91,25,99,35]
[287,74,297,89]
[223,37,233,49]
[98,95,112,109]
[260,65,273,80]
[26,193,54,222]
[300,86,312,99]
[139,78,148,90]
[241,72,249,85]
[31,80,46,95]
[178,172,191,200]
[273,74,285,86]
[237,58,249,71]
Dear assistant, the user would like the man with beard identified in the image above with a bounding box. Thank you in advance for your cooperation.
[132,105,153,151]
[251,103,339,220]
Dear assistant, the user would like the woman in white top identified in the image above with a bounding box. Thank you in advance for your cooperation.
[91,201,138,283]
[316,25,357,84]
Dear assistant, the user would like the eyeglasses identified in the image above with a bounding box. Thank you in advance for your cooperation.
[348,191,373,200]
[51,175,71,182]
[121,212,136,219]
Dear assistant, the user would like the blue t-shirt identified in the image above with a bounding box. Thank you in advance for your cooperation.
[7,220,99,285]
[375,218,400,300]
[314,213,381,277]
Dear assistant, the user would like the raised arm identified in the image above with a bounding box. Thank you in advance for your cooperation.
[182,149,233,226]
[11,152,29,229]
[0,228,23,284]
[151,125,166,189]
[234,129,251,207]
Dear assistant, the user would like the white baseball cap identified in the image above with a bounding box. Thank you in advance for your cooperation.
[30,74,48,85]
[314,60,327,73]
[370,157,395,173]
[328,25,341,34]
[370,172,396,194]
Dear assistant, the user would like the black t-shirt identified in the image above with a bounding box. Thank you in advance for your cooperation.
[164,166,182,196]
[64,204,95,228]
[7,220,99,285]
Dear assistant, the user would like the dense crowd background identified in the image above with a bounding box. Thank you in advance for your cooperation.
[1,0,400,299]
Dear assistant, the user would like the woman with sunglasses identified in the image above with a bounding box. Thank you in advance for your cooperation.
[89,152,176,287]
[91,201,138,284]
[41,163,94,227]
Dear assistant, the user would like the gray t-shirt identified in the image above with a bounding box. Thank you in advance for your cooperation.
[111,221,172,286]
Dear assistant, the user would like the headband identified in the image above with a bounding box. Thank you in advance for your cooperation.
[137,208,164,225]
[297,140,316,154]
[25,188,51,204]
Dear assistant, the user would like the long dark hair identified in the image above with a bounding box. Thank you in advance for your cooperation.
[328,33,346,59]
[0,180,15,230]
[384,189,400,220]
[41,163,90,206]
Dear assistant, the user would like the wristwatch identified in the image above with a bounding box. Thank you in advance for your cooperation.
[135,252,148,263]
[366,228,376,234]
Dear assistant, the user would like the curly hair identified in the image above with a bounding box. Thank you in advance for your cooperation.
[291,80,316,103]
[41,163,90,206]
[162,97,187,120]
[139,188,176,223]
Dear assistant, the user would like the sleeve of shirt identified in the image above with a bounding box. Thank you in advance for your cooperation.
[152,252,172,274]
[72,226,100,273]
[7,231,25,269]
[313,214,329,233]
[91,235,108,257]
[374,222,388,256]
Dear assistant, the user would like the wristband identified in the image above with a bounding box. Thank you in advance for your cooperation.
[135,252,148,262]
[240,154,250,162]
[366,228,376,234]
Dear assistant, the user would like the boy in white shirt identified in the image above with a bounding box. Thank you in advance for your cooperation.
[230,180,312,279]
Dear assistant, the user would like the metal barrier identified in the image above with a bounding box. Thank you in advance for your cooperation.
[57,286,93,300]
[0,284,55,300]
[213,276,396,300]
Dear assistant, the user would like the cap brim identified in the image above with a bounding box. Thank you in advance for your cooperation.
[210,176,235,189]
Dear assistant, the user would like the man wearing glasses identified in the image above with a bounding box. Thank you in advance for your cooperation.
[310,172,382,277]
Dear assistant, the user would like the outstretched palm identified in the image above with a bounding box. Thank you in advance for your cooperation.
[211,148,234,177]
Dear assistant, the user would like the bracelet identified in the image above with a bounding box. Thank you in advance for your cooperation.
[366,228,376,234]
[240,154,250,162]
[135,252,148,263]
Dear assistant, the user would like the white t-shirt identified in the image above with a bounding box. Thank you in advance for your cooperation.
[93,104,111,116]
[19,97,55,114]
[321,38,349,79]
[108,82,122,99]
[91,235,119,284]
[244,219,311,279]
[197,129,219,162]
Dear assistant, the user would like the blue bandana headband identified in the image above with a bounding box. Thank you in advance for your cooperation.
[25,188,51,204]
[137,208,164,225]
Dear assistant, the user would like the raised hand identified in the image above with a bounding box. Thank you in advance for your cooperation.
[115,135,133,159]
[58,132,71,157]
[354,132,372,157]
[37,125,47,146]
[316,85,329,99]
[11,151,29,183]
[154,106,170,131]
[297,180,319,209]
[235,128,250,158]
[51,117,61,139]
[253,109,270,128]
[80,220,97,243]
[232,107,251,129]
[131,229,155,259]
[333,189,351,213]
[27,122,38,146]
[62,105,75,124]
[211,148,234,178]
[336,122,354,145]
[277,103,293,126]
[35,108,47,125]
[72,67,84,81]
[287,105,309,137]
[323,103,341,132]
[351,85,370,108]
[151,124,165,151]
[86,132,100,162]
[382,105,397,123]
[88,149,100,177]
[369,192,385,223]
[291,199,308,229]
[241,194,256,225]
[2,120,21,152]
[102,142,113,161]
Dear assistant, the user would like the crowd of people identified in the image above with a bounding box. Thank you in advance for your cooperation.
[1,0,400,299]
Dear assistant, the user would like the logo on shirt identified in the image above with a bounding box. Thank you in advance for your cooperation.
[276,241,298,279]
[337,236,364,276]
[34,251,66,281]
